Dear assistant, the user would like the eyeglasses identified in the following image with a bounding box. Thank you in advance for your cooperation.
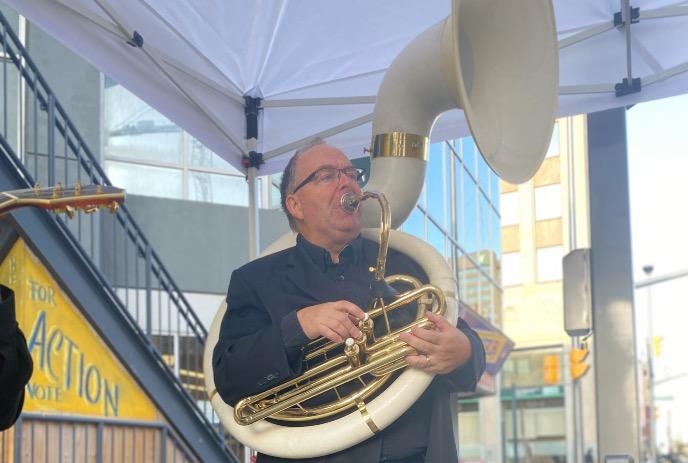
[291,166,366,194]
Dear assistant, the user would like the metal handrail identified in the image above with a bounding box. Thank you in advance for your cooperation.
[0,10,237,461]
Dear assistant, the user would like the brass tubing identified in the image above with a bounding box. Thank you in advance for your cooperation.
[304,284,444,361]
[235,345,417,425]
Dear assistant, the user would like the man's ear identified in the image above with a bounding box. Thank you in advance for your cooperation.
[286,195,304,221]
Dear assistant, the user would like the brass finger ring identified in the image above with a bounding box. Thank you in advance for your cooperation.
[425,354,431,368]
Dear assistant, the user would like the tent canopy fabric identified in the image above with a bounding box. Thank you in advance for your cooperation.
[7,0,688,175]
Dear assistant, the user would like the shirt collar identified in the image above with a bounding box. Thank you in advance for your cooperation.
[296,233,363,272]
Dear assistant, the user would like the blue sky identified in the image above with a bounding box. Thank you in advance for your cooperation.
[627,92,688,451]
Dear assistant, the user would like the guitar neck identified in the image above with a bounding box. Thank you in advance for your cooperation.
[0,184,125,217]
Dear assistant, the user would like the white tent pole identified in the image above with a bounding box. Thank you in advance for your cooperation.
[643,61,688,86]
[245,97,262,261]
[641,5,688,21]
[558,22,615,50]
[263,96,376,108]
[621,0,634,84]
[91,0,249,155]
[559,84,616,95]
[247,161,260,261]
[263,113,373,160]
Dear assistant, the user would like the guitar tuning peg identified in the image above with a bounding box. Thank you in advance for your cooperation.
[96,185,103,194]
[83,205,99,214]
[107,201,120,214]
[64,205,75,219]
[53,182,64,199]
[74,181,82,195]
[33,183,41,196]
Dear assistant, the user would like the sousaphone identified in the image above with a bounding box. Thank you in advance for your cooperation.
[204,0,558,458]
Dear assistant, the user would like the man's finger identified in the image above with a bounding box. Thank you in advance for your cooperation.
[337,301,366,320]
[405,355,431,371]
[326,318,350,341]
[410,326,442,344]
[340,314,362,338]
[425,310,452,331]
[322,326,343,344]
[399,332,434,354]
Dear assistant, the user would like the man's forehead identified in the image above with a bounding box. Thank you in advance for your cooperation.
[297,145,351,171]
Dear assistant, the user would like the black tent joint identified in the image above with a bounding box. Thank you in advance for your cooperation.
[126,31,144,48]
[614,7,640,27]
[242,151,264,170]
[615,77,641,97]
[244,96,262,140]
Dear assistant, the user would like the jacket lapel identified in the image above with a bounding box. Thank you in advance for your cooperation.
[281,244,339,304]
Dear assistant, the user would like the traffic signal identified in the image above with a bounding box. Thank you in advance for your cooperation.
[652,336,663,357]
[543,354,560,385]
[570,347,590,380]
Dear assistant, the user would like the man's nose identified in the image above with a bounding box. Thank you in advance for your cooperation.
[337,170,360,190]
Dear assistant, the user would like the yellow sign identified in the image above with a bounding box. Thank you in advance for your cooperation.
[0,239,158,420]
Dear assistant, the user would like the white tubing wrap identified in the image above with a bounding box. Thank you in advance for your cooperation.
[203,229,458,458]
[361,157,426,229]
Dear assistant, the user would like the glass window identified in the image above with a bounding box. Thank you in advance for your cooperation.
[490,208,502,259]
[460,260,479,310]
[490,171,500,205]
[269,174,282,209]
[535,184,561,221]
[454,157,463,242]
[537,246,563,282]
[462,169,478,254]
[188,138,239,173]
[428,221,445,257]
[478,155,490,194]
[461,138,477,177]
[426,143,446,227]
[546,123,560,158]
[104,83,182,164]
[401,207,425,240]
[500,192,519,226]
[105,161,183,199]
[479,195,490,253]
[188,172,249,207]
[501,252,522,287]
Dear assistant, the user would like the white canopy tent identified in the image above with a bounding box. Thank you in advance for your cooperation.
[6,1,688,460]
[6,0,688,176]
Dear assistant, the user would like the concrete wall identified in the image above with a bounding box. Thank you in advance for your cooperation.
[102,194,290,294]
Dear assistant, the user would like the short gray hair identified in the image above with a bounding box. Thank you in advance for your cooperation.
[279,137,327,231]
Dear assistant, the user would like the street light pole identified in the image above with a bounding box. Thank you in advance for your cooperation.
[643,264,656,463]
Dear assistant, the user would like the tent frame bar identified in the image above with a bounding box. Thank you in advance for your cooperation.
[54,0,245,105]
[133,0,246,100]
[92,0,248,155]
[263,96,376,108]
[263,113,373,160]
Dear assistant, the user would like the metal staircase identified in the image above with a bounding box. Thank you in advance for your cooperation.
[0,10,239,462]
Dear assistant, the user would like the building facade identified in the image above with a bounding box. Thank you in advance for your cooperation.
[498,115,593,463]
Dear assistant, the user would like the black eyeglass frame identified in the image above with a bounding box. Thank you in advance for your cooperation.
[291,166,366,194]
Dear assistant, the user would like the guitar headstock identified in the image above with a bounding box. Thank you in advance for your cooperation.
[0,182,126,218]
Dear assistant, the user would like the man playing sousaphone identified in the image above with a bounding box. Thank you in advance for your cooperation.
[212,139,486,463]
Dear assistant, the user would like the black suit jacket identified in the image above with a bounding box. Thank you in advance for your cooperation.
[213,237,486,462]
[0,285,33,430]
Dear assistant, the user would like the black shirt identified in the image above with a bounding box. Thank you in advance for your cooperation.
[283,234,434,462]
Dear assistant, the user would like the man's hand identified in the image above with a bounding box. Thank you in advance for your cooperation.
[296,300,366,343]
[399,311,472,374]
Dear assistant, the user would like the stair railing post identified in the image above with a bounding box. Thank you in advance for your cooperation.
[48,92,55,186]
[145,243,152,338]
